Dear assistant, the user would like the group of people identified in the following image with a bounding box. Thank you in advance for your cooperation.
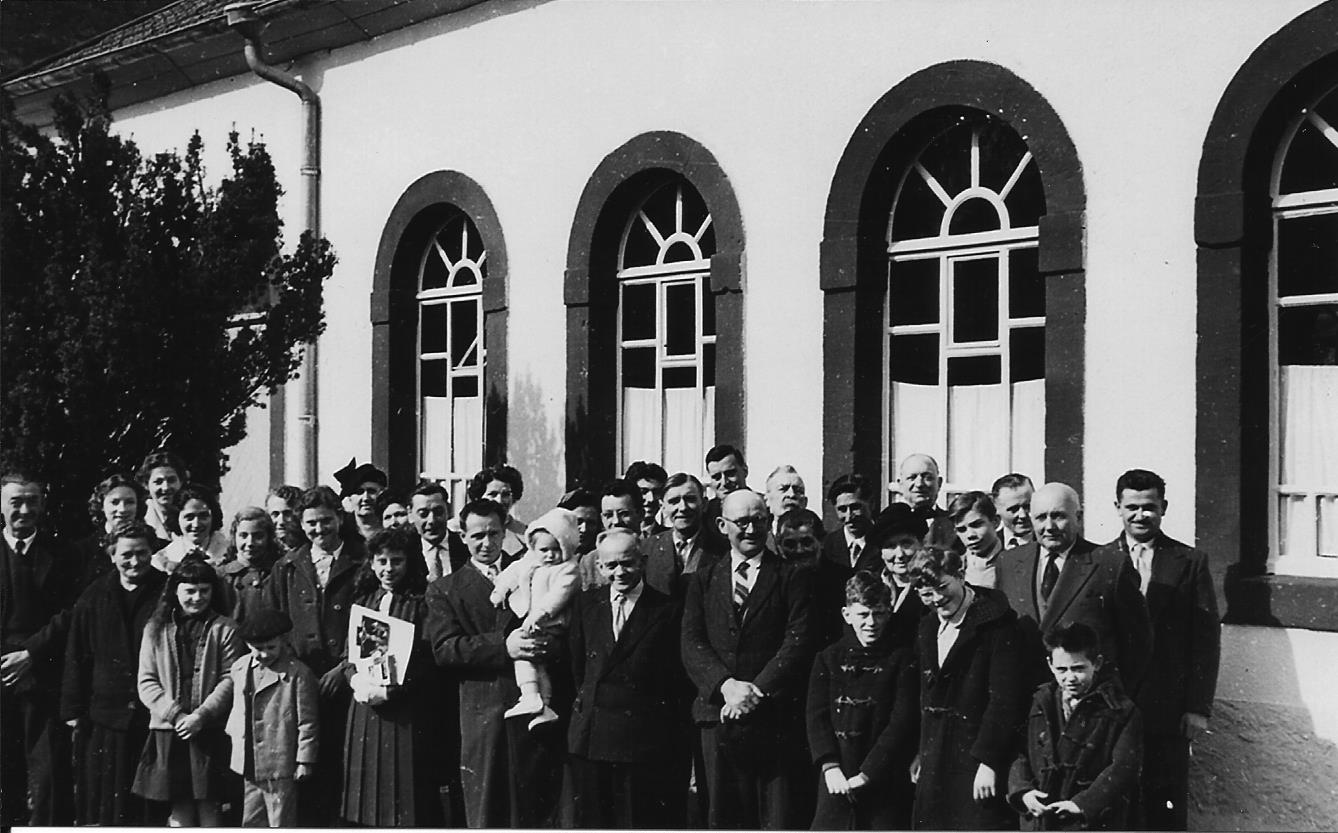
[0,443,1221,830]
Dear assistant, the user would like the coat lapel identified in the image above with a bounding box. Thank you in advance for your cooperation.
[740,555,779,628]
[1146,536,1188,617]
[608,589,663,664]
[1042,540,1098,629]
[31,536,53,588]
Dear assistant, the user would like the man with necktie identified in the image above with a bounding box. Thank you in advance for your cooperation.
[1098,469,1220,831]
[410,481,466,582]
[566,529,683,827]
[996,482,1152,692]
[992,472,1037,550]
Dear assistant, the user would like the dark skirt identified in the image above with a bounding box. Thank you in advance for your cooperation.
[341,697,442,827]
[76,718,153,825]
[131,727,228,801]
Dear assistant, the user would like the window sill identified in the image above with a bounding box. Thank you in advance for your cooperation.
[1224,567,1338,631]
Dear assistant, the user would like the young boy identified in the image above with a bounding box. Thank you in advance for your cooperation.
[806,572,918,830]
[225,608,319,827]
[1008,621,1143,831]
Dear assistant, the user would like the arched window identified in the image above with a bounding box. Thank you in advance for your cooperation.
[886,113,1047,494]
[616,180,717,475]
[416,211,485,497]
[1270,83,1338,569]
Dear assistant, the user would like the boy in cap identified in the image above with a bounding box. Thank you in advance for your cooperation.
[225,608,319,827]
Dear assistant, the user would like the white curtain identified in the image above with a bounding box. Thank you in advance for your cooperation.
[422,396,452,478]
[892,382,947,481]
[1011,379,1046,484]
[1279,366,1338,558]
[663,387,702,478]
[452,395,484,477]
[622,387,658,468]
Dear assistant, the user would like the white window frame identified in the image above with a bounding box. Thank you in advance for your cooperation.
[615,182,717,474]
[883,122,1043,500]
[416,215,486,508]
[1267,93,1338,577]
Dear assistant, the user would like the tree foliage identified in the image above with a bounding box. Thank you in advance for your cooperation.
[0,79,336,535]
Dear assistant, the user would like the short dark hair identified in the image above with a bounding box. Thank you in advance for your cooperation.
[1115,469,1166,501]
[827,472,873,505]
[1044,621,1102,660]
[624,461,668,486]
[947,490,999,524]
[268,484,303,505]
[990,472,1033,499]
[468,465,524,503]
[374,490,407,514]
[459,498,506,527]
[705,444,746,469]
[136,450,188,485]
[845,570,891,608]
[88,473,148,526]
[664,472,705,496]
[174,483,223,532]
[153,553,227,625]
[906,545,965,587]
[367,525,421,559]
[108,520,156,547]
[601,479,640,504]
[297,485,342,515]
[0,469,45,493]
[558,487,600,512]
[777,507,825,539]
[410,480,451,504]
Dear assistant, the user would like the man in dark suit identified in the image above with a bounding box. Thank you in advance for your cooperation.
[702,444,751,532]
[567,529,684,827]
[262,484,366,826]
[427,498,565,828]
[0,471,80,826]
[996,482,1152,691]
[682,490,816,829]
[815,473,879,646]
[895,453,956,548]
[1102,469,1220,831]
[644,473,727,600]
[625,461,669,538]
[409,480,468,581]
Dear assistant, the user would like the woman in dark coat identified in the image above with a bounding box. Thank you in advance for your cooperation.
[807,572,920,830]
[61,522,168,825]
[340,526,448,827]
[909,545,1029,831]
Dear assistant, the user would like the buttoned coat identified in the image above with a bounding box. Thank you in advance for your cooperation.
[568,583,681,763]
[681,549,816,727]
[996,539,1152,691]
[912,586,1030,831]
[218,556,274,626]
[137,612,244,731]
[806,631,919,829]
[61,569,167,729]
[1007,677,1143,830]
[0,532,83,693]
[262,540,364,676]
[224,652,319,780]
[1104,534,1220,736]
[643,527,726,601]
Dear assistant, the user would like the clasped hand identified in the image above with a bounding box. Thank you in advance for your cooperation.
[719,678,763,720]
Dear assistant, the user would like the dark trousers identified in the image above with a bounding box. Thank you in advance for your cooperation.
[297,687,350,826]
[1142,732,1190,830]
[568,754,670,828]
[504,714,566,827]
[700,724,809,830]
[0,685,73,826]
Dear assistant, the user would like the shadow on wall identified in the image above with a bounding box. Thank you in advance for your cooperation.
[506,372,563,522]
[1190,624,1338,831]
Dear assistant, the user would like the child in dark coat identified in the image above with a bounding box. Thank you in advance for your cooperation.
[1008,622,1143,830]
[806,571,919,830]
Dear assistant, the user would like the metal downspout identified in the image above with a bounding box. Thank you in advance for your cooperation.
[226,2,320,487]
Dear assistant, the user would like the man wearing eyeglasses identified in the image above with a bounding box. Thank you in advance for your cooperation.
[682,490,816,829]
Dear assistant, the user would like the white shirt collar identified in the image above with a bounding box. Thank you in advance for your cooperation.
[1125,533,1155,553]
[611,579,644,606]
[730,550,763,572]
[843,526,865,549]
[3,528,36,553]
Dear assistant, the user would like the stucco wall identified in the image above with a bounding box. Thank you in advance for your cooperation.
[109,0,1319,526]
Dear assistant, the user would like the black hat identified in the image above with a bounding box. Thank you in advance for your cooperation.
[871,504,928,546]
[333,458,388,497]
[236,608,293,643]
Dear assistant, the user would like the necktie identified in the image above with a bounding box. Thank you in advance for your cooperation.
[612,593,627,639]
[733,561,750,611]
[427,545,444,582]
[850,541,863,568]
[675,538,691,573]
[1040,551,1060,602]
[1133,543,1153,595]
[14,538,25,557]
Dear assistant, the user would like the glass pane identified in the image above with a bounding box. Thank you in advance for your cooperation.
[702,282,717,336]
[663,366,696,389]
[890,166,946,240]
[420,304,448,355]
[889,333,938,384]
[1278,304,1338,366]
[622,347,655,388]
[663,240,699,263]
[665,283,696,355]
[452,265,480,288]
[952,257,1000,343]
[889,258,939,326]
[917,122,971,202]
[622,216,660,269]
[703,342,716,386]
[948,354,1001,386]
[1280,117,1338,195]
[948,198,1002,235]
[1003,159,1045,228]
[698,221,718,258]
[978,119,1031,193]
[1009,248,1045,318]
[421,244,450,291]
[621,282,656,341]
[1316,87,1338,137]
[1277,214,1338,297]
[1010,326,1046,382]
[420,360,449,397]
[451,300,479,366]
[453,375,479,398]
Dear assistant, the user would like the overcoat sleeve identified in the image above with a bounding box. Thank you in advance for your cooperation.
[294,660,320,766]
[60,591,94,722]
[138,623,184,726]
[751,563,814,697]
[970,615,1030,774]
[680,566,731,702]
[1187,554,1222,717]
[194,621,244,725]
[805,649,838,767]
[426,577,510,672]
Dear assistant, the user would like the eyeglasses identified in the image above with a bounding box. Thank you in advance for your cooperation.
[722,515,769,531]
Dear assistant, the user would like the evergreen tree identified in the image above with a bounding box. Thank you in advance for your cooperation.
[0,79,335,535]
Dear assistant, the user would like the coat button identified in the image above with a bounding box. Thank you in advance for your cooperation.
[334,604,343,611]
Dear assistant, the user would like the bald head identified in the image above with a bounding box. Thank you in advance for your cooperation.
[898,453,942,512]
[1031,482,1082,554]
[596,528,644,593]
[718,490,770,558]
